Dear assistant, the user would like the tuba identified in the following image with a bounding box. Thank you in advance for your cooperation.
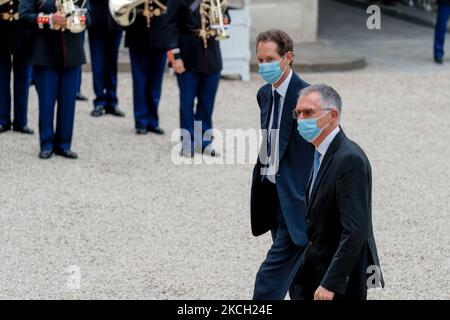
[199,0,230,49]
[56,0,87,33]
[109,0,167,27]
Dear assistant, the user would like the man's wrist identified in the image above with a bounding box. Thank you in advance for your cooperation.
[37,13,52,29]
[167,48,181,63]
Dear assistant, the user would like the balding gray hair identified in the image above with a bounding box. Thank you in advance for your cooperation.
[298,84,342,116]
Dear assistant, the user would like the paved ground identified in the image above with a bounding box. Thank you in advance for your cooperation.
[0,1,449,299]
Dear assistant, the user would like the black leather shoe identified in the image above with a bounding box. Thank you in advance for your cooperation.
[91,106,104,117]
[148,126,164,135]
[136,127,148,135]
[13,126,34,135]
[104,106,125,117]
[55,149,78,159]
[0,124,10,133]
[76,93,89,101]
[39,150,53,159]
[434,56,444,64]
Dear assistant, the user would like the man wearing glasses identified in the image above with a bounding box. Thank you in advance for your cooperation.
[291,84,384,300]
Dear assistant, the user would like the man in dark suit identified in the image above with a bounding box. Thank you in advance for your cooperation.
[292,84,384,300]
[88,0,124,117]
[0,0,34,135]
[251,29,314,300]
[125,0,167,135]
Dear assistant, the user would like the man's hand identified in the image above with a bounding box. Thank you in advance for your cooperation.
[52,12,67,30]
[172,59,185,74]
[314,286,335,300]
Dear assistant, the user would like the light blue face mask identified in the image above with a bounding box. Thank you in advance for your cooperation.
[258,56,287,84]
[297,111,331,142]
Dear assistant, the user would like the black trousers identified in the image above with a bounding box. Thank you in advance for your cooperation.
[253,180,307,300]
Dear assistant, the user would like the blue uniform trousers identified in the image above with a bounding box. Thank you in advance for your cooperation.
[33,66,80,152]
[129,49,166,130]
[88,28,122,108]
[434,4,450,59]
[0,55,32,128]
[175,71,220,151]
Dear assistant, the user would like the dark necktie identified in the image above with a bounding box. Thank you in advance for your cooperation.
[268,91,281,157]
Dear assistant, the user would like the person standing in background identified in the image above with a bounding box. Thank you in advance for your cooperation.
[19,0,89,159]
[0,0,34,135]
[88,0,124,117]
[165,0,230,157]
[125,0,167,135]
[434,0,450,64]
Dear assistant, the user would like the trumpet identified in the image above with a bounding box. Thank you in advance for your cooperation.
[199,0,230,49]
[55,0,87,33]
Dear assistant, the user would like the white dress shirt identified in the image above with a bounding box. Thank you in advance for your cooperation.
[316,126,341,169]
[265,70,293,184]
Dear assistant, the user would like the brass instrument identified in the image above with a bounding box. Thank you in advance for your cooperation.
[109,0,167,28]
[0,0,11,6]
[56,0,87,33]
[199,0,229,49]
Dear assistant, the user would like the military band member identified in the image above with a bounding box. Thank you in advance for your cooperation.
[19,0,89,159]
[0,0,33,135]
[88,0,124,117]
[125,0,167,135]
[165,0,230,156]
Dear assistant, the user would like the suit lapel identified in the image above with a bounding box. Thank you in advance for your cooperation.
[307,130,346,210]
[278,76,299,162]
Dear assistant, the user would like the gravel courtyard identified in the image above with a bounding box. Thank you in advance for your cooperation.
[0,69,449,299]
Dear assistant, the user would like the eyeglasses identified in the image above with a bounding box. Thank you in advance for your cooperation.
[292,108,334,120]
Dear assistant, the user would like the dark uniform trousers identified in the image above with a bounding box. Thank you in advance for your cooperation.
[176,71,221,151]
[0,56,32,129]
[130,49,167,130]
[33,66,80,152]
[434,1,450,59]
[125,0,167,130]
[252,179,307,300]
[88,28,122,108]
[0,1,32,129]
[87,0,122,109]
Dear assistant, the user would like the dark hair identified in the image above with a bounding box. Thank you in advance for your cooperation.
[256,29,294,57]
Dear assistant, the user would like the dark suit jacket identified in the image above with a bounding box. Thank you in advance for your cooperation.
[0,0,32,61]
[250,72,314,247]
[19,0,89,68]
[124,1,167,52]
[164,0,230,74]
[299,130,384,298]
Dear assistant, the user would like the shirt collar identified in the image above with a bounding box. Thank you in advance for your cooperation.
[317,126,341,158]
[272,69,293,98]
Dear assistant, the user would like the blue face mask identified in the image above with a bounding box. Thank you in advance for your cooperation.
[297,111,331,142]
[258,56,287,84]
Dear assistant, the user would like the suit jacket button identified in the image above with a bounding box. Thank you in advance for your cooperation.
[309,241,313,246]
[307,219,311,224]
